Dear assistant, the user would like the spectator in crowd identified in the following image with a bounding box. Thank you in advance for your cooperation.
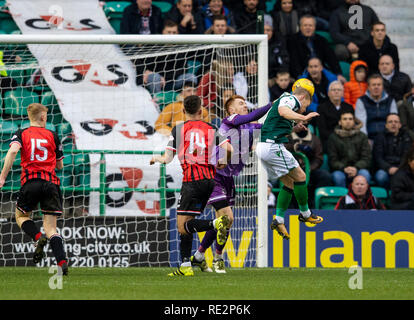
[264,14,289,79]
[315,0,343,30]
[120,0,163,35]
[269,70,293,102]
[330,0,379,61]
[133,22,199,94]
[287,15,344,81]
[204,14,235,34]
[234,0,259,34]
[327,111,371,187]
[300,57,338,112]
[271,0,299,37]
[162,20,179,34]
[355,74,397,141]
[398,85,414,140]
[0,51,20,96]
[359,21,399,75]
[285,125,332,207]
[390,146,414,210]
[233,58,259,110]
[201,0,235,31]
[344,60,368,108]
[294,0,331,31]
[317,81,354,152]
[154,81,210,136]
[373,113,412,188]
[378,55,412,105]
[334,175,385,210]
[197,58,235,113]
[164,0,205,34]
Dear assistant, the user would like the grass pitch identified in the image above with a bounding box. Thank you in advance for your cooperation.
[1,267,413,300]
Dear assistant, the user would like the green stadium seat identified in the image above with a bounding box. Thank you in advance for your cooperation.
[0,17,19,34]
[186,60,201,75]
[371,186,388,201]
[340,61,351,82]
[154,90,178,110]
[104,1,131,33]
[41,91,63,124]
[103,1,131,17]
[316,31,334,45]
[265,0,277,12]
[6,68,26,86]
[3,88,40,117]
[0,119,19,142]
[315,186,348,210]
[0,1,9,19]
[153,1,173,13]
[55,122,73,138]
[320,154,330,171]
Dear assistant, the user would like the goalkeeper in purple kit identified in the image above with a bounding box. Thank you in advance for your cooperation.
[191,95,271,273]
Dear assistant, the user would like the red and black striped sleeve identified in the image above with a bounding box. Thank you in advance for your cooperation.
[53,131,64,161]
[9,129,23,148]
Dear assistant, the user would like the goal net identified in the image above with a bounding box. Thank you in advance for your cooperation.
[0,32,268,268]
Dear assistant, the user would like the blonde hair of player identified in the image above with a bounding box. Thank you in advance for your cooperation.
[292,87,312,113]
[27,103,48,127]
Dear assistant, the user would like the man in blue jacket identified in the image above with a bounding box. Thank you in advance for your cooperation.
[300,57,338,112]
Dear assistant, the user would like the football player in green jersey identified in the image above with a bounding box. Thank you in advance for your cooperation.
[256,86,323,239]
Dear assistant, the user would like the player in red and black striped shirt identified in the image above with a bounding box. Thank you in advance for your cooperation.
[0,103,68,275]
[150,95,233,276]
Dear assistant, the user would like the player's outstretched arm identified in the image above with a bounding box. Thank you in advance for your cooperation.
[0,143,20,188]
[278,106,319,122]
[225,103,272,127]
[149,149,175,165]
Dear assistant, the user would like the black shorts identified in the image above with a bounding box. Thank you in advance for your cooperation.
[177,179,215,216]
[16,179,63,216]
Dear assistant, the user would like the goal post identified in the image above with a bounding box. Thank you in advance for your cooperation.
[0,34,269,268]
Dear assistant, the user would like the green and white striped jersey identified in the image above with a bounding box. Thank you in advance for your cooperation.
[260,92,301,143]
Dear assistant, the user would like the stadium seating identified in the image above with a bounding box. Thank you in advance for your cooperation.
[154,90,178,110]
[20,119,55,131]
[314,186,348,210]
[2,88,40,117]
[41,91,64,125]
[339,61,350,81]
[0,16,18,34]
[103,1,130,34]
[153,1,173,14]
[0,119,18,144]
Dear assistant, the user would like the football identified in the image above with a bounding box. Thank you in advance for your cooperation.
[292,78,315,98]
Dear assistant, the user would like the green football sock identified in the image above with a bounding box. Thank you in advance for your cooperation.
[275,186,293,218]
[294,181,309,212]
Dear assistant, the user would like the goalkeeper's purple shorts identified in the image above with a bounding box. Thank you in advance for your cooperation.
[207,173,235,211]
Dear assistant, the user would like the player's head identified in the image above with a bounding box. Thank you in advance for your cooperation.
[292,87,311,112]
[27,103,48,126]
[183,95,202,117]
[224,95,248,116]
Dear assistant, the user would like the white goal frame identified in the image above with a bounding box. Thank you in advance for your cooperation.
[0,34,269,268]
